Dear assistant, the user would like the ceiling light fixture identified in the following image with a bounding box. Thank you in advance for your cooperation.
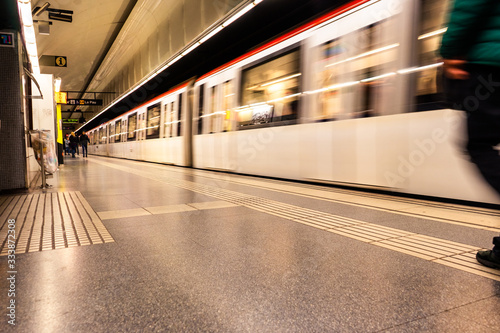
[18,0,40,74]
[54,77,62,92]
[48,12,72,23]
[32,2,50,16]
[46,8,73,23]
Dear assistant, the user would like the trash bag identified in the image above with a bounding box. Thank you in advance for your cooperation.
[30,130,58,174]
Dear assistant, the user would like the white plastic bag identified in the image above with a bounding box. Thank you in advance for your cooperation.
[30,130,58,174]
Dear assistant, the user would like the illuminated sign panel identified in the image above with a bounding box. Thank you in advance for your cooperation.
[55,92,67,104]
[67,99,103,105]
[0,33,14,47]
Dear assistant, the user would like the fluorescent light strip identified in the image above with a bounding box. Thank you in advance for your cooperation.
[18,0,40,74]
[360,72,396,83]
[200,111,226,118]
[325,43,400,68]
[397,62,443,74]
[267,92,302,104]
[418,28,447,40]
[223,3,255,27]
[54,78,62,92]
[261,73,302,87]
[199,26,224,44]
[182,43,201,56]
[83,1,266,130]
[305,81,361,95]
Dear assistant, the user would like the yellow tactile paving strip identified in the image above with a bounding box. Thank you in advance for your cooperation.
[91,158,500,282]
[123,161,500,232]
[97,201,239,220]
[0,191,114,256]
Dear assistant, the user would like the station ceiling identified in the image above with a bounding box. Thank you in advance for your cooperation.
[7,0,352,127]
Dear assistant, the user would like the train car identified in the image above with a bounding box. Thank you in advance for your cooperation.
[88,83,193,166]
[85,0,500,205]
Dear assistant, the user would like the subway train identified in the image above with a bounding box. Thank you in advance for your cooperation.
[85,0,500,205]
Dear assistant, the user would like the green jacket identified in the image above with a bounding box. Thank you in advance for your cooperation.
[440,0,500,67]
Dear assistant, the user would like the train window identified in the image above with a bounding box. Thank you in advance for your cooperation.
[110,123,115,143]
[315,38,343,121]
[177,94,182,137]
[146,103,161,139]
[415,0,451,110]
[139,112,146,140]
[115,120,122,143]
[163,102,174,137]
[209,86,217,133]
[197,84,204,135]
[127,113,137,141]
[163,103,170,138]
[222,80,234,131]
[311,21,399,120]
[239,48,300,128]
[99,127,104,144]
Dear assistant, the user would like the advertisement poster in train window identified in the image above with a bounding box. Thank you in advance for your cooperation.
[146,104,161,139]
[240,48,300,128]
[128,114,137,141]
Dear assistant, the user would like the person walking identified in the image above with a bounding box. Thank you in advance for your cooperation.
[79,131,90,158]
[69,132,79,158]
[440,0,500,269]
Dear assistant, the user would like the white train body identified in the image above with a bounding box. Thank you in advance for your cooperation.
[87,0,500,204]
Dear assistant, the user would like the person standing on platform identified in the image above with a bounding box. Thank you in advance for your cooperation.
[79,131,90,158]
[64,134,70,155]
[440,0,500,269]
[69,132,79,158]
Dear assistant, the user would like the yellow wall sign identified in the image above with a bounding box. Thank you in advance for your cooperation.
[55,92,67,104]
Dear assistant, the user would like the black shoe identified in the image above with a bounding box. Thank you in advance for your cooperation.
[476,250,500,269]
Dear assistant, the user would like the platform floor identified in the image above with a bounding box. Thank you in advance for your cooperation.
[1,155,500,332]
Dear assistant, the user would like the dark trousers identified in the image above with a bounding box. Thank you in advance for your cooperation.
[445,64,500,254]
[81,143,88,157]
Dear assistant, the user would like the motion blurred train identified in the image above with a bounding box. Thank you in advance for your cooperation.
[85,0,500,205]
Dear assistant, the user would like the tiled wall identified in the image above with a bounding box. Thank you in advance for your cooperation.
[0,32,27,190]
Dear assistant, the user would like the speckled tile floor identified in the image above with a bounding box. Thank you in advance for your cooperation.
[1,155,499,332]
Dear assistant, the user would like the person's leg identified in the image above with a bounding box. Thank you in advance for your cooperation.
[463,65,500,269]
[466,111,500,193]
[476,237,500,269]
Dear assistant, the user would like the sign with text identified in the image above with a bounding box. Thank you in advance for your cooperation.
[63,118,79,123]
[66,99,103,106]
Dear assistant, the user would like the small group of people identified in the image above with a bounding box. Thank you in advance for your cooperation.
[64,131,89,158]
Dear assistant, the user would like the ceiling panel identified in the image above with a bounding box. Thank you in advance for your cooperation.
[33,0,137,94]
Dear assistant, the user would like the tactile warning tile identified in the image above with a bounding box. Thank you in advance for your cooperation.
[0,192,114,255]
